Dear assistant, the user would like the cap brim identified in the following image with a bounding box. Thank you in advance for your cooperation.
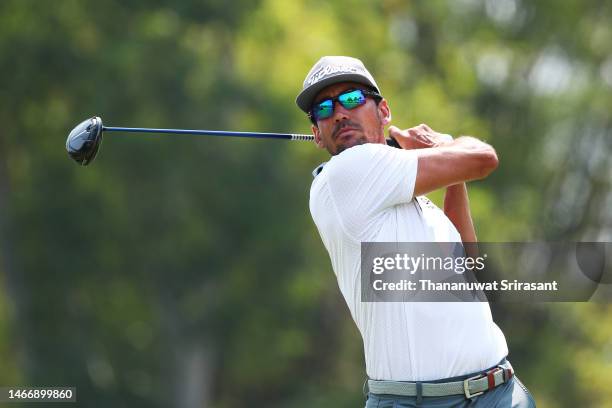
[295,73,379,113]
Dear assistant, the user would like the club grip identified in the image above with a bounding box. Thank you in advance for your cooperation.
[386,137,401,149]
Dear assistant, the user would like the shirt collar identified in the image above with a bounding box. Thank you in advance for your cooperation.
[312,162,327,178]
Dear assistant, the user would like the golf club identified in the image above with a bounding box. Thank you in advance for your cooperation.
[66,116,401,166]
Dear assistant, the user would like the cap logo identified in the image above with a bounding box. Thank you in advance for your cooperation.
[306,64,365,86]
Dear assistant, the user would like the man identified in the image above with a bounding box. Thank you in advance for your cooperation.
[296,56,536,407]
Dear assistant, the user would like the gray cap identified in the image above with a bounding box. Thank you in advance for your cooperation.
[295,56,380,113]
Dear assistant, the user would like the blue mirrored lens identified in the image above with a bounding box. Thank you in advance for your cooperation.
[313,99,334,121]
[338,89,366,109]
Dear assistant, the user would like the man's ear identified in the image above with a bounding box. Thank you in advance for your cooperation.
[378,99,392,126]
[312,124,325,149]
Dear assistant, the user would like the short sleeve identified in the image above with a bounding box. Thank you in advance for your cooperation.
[325,143,418,240]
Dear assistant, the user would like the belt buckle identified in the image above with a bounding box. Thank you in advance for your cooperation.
[502,365,514,382]
[463,373,485,399]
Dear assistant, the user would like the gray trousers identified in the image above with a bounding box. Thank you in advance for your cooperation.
[365,373,536,408]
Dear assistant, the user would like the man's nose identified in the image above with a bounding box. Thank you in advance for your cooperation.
[331,101,350,122]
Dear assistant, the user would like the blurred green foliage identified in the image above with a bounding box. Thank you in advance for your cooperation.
[0,0,610,407]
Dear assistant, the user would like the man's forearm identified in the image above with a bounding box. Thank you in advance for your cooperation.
[444,183,477,243]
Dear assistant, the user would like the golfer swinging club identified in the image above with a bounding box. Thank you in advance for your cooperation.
[297,56,536,407]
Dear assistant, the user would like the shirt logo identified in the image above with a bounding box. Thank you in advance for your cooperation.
[417,196,437,210]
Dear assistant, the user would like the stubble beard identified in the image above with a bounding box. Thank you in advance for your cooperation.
[333,134,368,155]
[330,112,384,155]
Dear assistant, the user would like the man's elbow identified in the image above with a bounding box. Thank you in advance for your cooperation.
[475,148,499,179]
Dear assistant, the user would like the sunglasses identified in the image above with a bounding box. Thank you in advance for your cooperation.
[309,88,382,122]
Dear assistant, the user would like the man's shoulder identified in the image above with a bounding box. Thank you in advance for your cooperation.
[311,143,411,193]
[320,143,389,176]
[334,142,387,162]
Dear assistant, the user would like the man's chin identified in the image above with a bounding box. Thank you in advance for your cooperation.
[333,137,367,155]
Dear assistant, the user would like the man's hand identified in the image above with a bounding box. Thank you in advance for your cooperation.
[388,124,453,150]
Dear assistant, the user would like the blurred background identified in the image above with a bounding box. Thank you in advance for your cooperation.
[0,0,611,407]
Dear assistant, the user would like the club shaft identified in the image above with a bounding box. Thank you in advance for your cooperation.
[102,126,314,141]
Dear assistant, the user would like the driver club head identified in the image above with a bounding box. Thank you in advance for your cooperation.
[66,116,103,166]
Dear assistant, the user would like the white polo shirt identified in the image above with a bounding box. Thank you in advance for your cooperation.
[309,143,508,381]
